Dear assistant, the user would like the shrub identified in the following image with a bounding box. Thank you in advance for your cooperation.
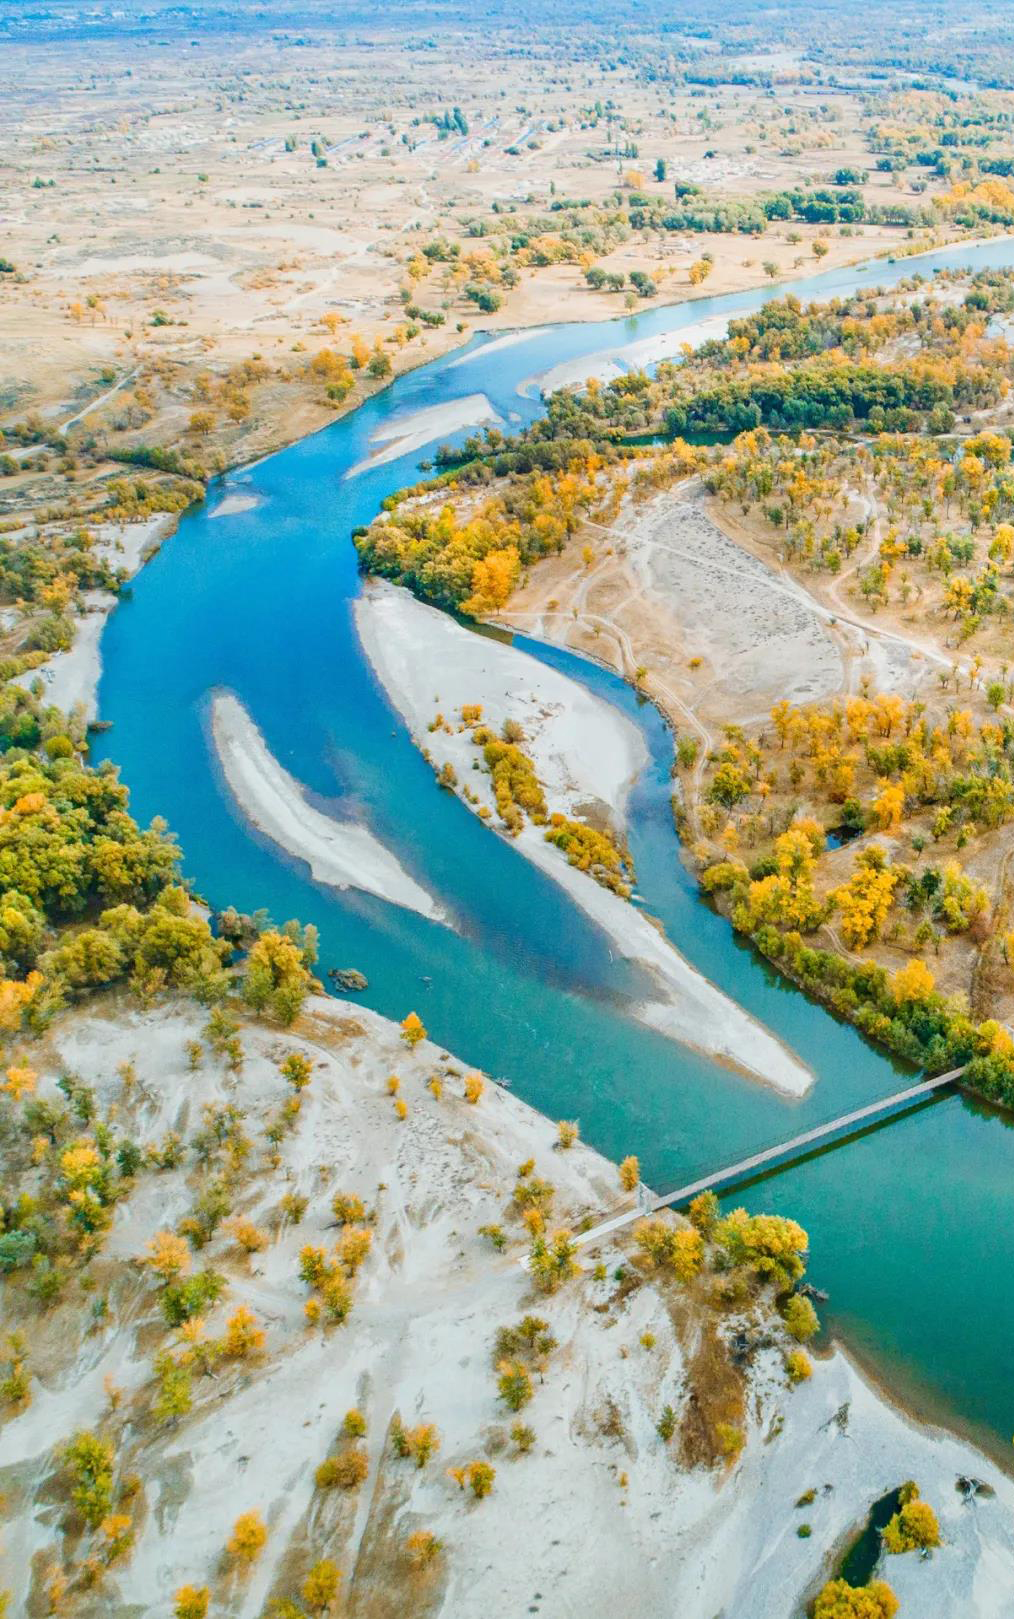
[173,1588,210,1619]
[402,1422,440,1468]
[144,1230,191,1284]
[657,1404,677,1441]
[280,1051,313,1091]
[813,1578,899,1618]
[0,1228,36,1273]
[785,1349,813,1384]
[62,1430,114,1529]
[618,1154,639,1192]
[715,1423,744,1458]
[882,1489,940,1553]
[241,930,311,1024]
[510,1421,535,1453]
[688,1190,719,1234]
[153,1351,193,1424]
[227,1509,267,1565]
[448,1459,495,1498]
[635,1216,703,1281]
[100,1512,134,1563]
[331,1191,366,1226]
[406,1528,442,1567]
[302,1559,341,1613]
[400,1011,426,1046]
[497,1359,533,1411]
[316,1448,369,1490]
[556,1119,579,1149]
[782,1294,819,1342]
[714,1209,809,1287]
[161,1270,226,1327]
[528,1228,579,1293]
[221,1306,265,1359]
[229,1218,268,1257]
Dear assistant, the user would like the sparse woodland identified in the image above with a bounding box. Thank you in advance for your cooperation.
[363,269,1014,1112]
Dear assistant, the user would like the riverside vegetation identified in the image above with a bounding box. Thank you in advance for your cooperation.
[0,673,862,1610]
[355,267,1014,1110]
[10,7,1014,1609]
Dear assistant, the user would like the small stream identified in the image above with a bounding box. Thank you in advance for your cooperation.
[95,236,1014,1458]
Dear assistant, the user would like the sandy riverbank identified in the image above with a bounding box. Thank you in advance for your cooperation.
[353,579,812,1096]
[345,393,502,478]
[210,690,448,925]
[3,992,1012,1618]
[209,490,263,519]
[519,312,731,396]
[447,326,551,367]
[14,513,176,722]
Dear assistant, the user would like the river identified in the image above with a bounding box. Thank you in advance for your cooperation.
[95,236,1014,1460]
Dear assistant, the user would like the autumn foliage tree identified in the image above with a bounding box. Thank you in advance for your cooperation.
[241,930,313,1024]
[813,1579,899,1618]
[227,1509,267,1566]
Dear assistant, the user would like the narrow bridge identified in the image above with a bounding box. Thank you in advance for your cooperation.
[574,1064,966,1251]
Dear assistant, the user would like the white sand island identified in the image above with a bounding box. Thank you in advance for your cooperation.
[519,315,731,397]
[354,579,812,1096]
[345,393,502,477]
[211,691,448,925]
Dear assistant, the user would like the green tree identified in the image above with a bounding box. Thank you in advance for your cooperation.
[62,1429,114,1528]
[782,1294,819,1341]
[241,930,311,1023]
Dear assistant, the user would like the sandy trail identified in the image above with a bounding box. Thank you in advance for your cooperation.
[210,691,449,925]
[354,579,813,1096]
[586,492,953,706]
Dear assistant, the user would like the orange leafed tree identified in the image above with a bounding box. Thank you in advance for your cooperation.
[463,546,521,615]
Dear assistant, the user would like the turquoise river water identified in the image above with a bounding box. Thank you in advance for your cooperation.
[95,239,1014,1459]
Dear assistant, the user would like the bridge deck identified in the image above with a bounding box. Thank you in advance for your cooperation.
[574,1064,965,1251]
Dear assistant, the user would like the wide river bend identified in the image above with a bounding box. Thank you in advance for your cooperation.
[97,239,1014,1457]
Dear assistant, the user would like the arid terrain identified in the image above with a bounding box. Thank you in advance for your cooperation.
[0,8,989,495]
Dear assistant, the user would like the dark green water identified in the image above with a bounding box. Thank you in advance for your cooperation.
[839,1486,906,1587]
[95,238,1014,1458]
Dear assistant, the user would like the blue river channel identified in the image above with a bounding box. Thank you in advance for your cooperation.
[96,238,1014,1456]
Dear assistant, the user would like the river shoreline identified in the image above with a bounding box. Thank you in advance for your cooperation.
[7,990,1013,1615]
[117,225,1014,497]
[210,690,449,925]
[14,511,176,721]
[354,577,814,1096]
[76,227,1014,1476]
